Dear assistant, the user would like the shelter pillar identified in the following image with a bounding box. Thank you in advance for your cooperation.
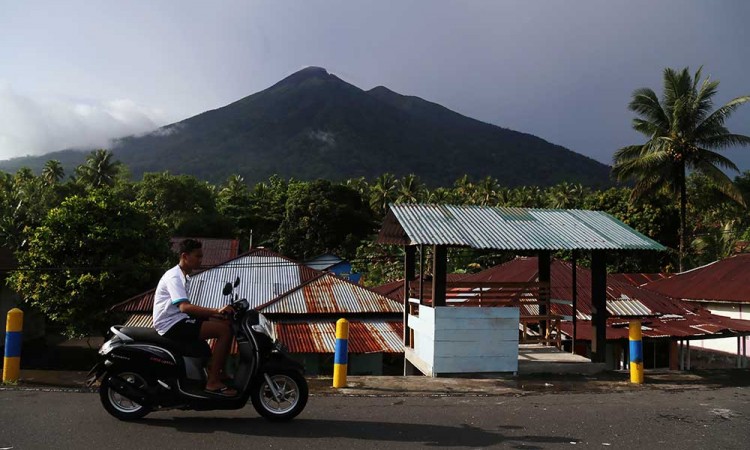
[432,245,447,307]
[590,250,607,363]
[403,245,416,346]
[538,251,551,339]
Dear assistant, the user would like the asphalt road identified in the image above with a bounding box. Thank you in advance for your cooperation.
[1,387,748,449]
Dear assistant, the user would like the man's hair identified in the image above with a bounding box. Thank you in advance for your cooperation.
[179,239,202,255]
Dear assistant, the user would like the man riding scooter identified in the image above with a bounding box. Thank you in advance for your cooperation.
[153,239,236,396]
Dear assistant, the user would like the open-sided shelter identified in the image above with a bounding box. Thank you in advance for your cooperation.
[377,204,665,375]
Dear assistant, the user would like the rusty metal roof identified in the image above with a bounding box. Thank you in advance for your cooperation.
[642,254,750,304]
[274,320,404,353]
[170,237,240,268]
[459,257,691,318]
[372,273,471,304]
[378,204,666,251]
[110,248,321,313]
[609,273,670,287]
[559,309,750,341]
[259,273,402,314]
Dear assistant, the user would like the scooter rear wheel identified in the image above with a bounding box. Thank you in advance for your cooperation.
[100,371,152,421]
[250,370,308,422]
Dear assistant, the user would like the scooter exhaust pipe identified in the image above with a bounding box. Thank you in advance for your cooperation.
[107,375,152,406]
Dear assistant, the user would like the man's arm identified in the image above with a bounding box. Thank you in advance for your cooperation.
[178,302,233,320]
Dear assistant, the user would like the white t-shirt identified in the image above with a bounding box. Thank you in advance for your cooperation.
[153,265,191,335]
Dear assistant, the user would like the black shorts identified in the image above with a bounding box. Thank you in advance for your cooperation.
[164,318,203,341]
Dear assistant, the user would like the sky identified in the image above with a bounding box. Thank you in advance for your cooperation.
[1,0,749,171]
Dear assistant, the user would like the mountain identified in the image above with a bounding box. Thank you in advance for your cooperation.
[0,67,612,187]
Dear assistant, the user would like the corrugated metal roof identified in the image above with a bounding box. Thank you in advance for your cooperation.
[560,309,750,341]
[110,248,321,313]
[170,237,240,268]
[372,273,471,304]
[458,257,689,318]
[378,204,665,251]
[609,273,670,287]
[123,314,153,328]
[274,320,404,353]
[259,273,402,314]
[642,254,750,303]
[304,253,344,271]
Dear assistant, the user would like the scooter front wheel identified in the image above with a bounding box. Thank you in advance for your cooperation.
[99,371,152,421]
[250,370,308,422]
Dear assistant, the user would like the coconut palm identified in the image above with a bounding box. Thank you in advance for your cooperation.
[75,149,121,188]
[396,174,425,204]
[369,173,397,216]
[612,67,750,271]
[41,160,65,185]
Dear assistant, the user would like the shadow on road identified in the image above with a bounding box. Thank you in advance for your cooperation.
[141,417,580,448]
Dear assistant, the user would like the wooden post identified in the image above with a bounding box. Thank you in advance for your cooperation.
[590,250,607,363]
[403,245,416,346]
[538,251,550,341]
[432,245,447,307]
[571,250,578,354]
[419,244,425,305]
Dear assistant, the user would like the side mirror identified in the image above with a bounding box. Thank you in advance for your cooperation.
[234,277,241,287]
[222,282,233,296]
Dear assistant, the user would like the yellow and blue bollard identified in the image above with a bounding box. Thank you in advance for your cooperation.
[333,318,349,388]
[3,308,24,383]
[629,320,644,384]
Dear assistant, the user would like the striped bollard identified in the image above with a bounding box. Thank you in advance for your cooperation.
[629,320,644,384]
[3,308,24,383]
[333,318,349,388]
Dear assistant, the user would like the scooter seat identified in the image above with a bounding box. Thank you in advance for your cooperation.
[118,326,211,359]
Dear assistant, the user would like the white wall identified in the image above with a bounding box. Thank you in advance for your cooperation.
[407,304,519,375]
[692,303,749,356]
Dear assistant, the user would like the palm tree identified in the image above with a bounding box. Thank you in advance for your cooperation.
[41,160,65,186]
[75,149,121,188]
[369,173,397,216]
[396,174,424,204]
[612,67,750,271]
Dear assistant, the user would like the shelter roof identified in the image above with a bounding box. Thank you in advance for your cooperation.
[642,254,750,304]
[377,204,665,251]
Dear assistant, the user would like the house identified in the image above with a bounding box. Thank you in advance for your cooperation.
[641,253,750,366]
[304,253,361,283]
[111,248,402,375]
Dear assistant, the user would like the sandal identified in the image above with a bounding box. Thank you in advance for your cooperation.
[204,385,238,397]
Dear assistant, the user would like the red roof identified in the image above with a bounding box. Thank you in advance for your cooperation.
[609,273,670,287]
[170,237,239,268]
[560,309,750,341]
[372,273,470,304]
[642,254,750,303]
[274,321,404,353]
[459,257,692,318]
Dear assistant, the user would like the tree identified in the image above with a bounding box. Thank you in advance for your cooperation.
[8,191,172,337]
[41,160,65,186]
[217,174,254,247]
[369,173,397,218]
[136,171,234,238]
[612,67,750,271]
[395,174,425,204]
[75,149,122,189]
[278,180,374,260]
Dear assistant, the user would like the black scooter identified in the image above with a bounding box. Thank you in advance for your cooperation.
[87,278,308,421]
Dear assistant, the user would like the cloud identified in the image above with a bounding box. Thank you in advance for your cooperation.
[0,83,166,160]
